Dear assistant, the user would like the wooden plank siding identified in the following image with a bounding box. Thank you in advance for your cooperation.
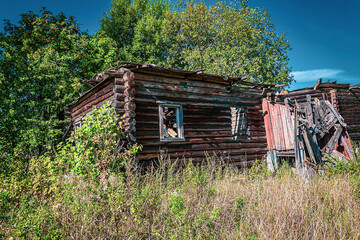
[262,99,294,153]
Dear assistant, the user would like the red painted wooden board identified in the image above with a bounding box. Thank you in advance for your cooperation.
[262,99,275,150]
[262,99,295,152]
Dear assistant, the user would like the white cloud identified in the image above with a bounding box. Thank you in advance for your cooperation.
[292,69,344,82]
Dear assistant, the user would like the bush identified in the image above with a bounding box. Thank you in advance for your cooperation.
[55,102,141,179]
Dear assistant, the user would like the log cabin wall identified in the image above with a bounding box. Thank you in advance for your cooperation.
[282,88,332,108]
[336,88,360,142]
[66,64,271,167]
[131,69,267,167]
[68,79,116,130]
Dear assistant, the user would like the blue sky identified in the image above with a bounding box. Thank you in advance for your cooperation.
[1,0,359,89]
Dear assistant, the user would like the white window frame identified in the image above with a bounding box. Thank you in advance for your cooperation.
[74,119,82,134]
[157,101,185,142]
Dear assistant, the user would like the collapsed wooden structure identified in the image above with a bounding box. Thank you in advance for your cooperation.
[283,79,360,143]
[66,63,276,167]
[66,65,359,169]
[263,96,354,171]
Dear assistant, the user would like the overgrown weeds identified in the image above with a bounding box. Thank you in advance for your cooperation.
[2,104,360,239]
[2,157,360,239]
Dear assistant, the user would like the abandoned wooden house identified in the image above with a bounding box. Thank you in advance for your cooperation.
[65,63,277,167]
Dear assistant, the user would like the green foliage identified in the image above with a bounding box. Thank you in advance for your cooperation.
[246,160,271,180]
[100,0,171,63]
[168,194,185,218]
[0,8,118,159]
[0,102,141,238]
[101,0,292,85]
[323,148,360,175]
[165,1,292,84]
[56,102,141,179]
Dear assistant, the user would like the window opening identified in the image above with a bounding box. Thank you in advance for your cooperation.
[157,101,185,142]
[163,106,178,138]
[231,107,250,139]
[74,120,82,134]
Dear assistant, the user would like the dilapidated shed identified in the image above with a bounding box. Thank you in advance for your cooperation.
[263,96,354,171]
[66,63,276,167]
[283,79,360,142]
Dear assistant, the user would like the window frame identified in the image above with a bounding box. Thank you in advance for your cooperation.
[231,107,250,140]
[74,118,83,134]
[157,101,185,142]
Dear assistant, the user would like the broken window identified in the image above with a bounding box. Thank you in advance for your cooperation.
[157,101,185,141]
[231,107,250,140]
[74,119,82,134]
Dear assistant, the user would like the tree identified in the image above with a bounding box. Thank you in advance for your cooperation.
[100,0,171,64]
[0,8,118,157]
[167,1,292,84]
[101,0,292,85]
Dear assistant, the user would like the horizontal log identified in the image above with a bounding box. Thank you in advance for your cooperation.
[348,132,360,137]
[114,85,125,93]
[134,72,228,90]
[72,99,110,120]
[135,124,265,132]
[126,133,137,143]
[138,147,267,160]
[113,101,125,109]
[342,120,360,125]
[136,116,231,122]
[124,96,135,103]
[115,93,125,101]
[135,96,261,108]
[135,123,265,131]
[136,101,262,110]
[144,129,259,138]
[134,80,261,98]
[138,152,266,163]
[124,88,136,97]
[138,137,267,147]
[345,124,360,130]
[114,78,125,85]
[137,131,265,140]
[338,105,360,110]
[136,125,264,131]
[124,79,135,88]
[135,120,263,127]
[136,104,261,113]
[137,111,261,120]
[123,71,135,82]
[124,102,136,111]
[72,91,114,118]
[135,87,261,104]
[141,145,267,154]
[72,82,114,112]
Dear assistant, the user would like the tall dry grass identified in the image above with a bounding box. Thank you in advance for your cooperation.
[2,157,360,239]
